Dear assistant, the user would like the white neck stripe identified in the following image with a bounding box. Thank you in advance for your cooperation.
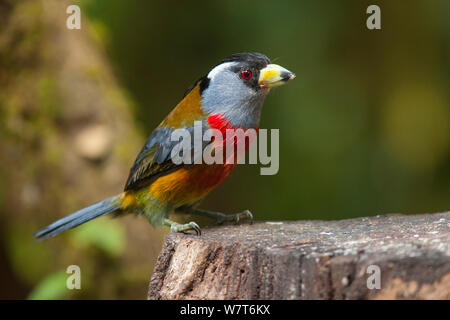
[207,62,238,80]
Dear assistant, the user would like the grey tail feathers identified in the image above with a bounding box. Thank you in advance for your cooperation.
[33,196,120,241]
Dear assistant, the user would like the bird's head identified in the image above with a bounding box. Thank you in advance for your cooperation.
[200,52,295,128]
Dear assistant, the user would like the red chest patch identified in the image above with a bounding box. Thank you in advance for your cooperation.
[207,113,258,164]
[208,113,259,134]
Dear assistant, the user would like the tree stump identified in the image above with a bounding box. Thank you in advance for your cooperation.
[148,212,450,300]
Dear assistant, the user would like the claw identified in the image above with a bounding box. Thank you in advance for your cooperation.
[189,221,202,236]
[242,210,254,225]
[233,210,253,225]
[167,219,202,236]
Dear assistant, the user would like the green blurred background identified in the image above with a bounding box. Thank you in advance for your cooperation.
[0,0,449,299]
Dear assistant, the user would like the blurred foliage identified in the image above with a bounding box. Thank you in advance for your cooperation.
[0,0,449,299]
[70,219,125,257]
[28,220,125,299]
[0,0,162,300]
[28,271,68,300]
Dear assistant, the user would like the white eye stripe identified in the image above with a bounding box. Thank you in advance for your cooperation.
[207,62,238,80]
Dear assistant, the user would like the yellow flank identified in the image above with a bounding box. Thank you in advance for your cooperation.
[120,192,137,209]
[159,81,205,128]
[148,164,235,207]
[148,168,211,206]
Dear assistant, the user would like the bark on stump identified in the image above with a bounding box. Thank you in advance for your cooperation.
[148,212,450,300]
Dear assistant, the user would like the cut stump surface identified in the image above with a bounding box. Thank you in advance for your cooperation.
[148,212,450,299]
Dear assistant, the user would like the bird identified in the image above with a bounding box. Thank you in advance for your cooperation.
[33,52,295,240]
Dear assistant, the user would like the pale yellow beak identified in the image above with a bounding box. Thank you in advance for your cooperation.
[258,64,296,88]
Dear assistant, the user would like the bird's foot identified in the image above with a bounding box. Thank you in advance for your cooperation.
[163,219,201,236]
[216,210,253,225]
[179,207,253,225]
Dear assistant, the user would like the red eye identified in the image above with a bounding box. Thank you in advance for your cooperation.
[240,70,252,80]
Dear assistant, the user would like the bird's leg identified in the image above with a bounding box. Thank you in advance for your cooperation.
[179,207,253,225]
[162,218,201,235]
